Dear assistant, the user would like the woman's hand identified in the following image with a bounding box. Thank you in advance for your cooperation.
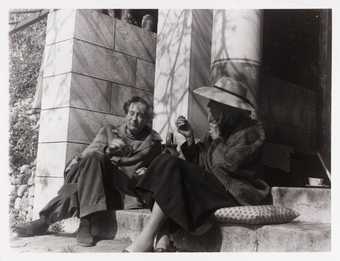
[110,156,121,166]
[136,167,147,176]
[175,116,193,138]
[209,122,221,140]
[176,116,195,145]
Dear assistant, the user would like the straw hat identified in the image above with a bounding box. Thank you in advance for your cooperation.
[193,76,255,112]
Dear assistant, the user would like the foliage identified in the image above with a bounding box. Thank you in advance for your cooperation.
[9,12,47,170]
[9,98,39,169]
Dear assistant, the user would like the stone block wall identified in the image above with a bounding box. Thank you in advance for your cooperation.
[33,9,156,216]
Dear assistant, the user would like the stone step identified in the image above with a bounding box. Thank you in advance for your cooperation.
[53,210,331,252]
[55,186,331,251]
[271,187,331,223]
[10,234,130,253]
[12,221,330,252]
[112,209,330,251]
[173,221,331,252]
[59,186,330,232]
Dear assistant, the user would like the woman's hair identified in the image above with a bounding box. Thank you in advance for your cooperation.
[123,96,153,119]
[207,100,250,138]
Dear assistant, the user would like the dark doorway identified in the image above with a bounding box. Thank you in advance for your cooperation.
[260,9,331,186]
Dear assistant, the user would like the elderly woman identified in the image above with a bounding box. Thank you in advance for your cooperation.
[16,96,162,247]
[125,77,271,252]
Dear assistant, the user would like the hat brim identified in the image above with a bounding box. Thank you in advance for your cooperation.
[193,86,254,112]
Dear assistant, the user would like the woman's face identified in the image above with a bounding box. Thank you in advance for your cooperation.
[207,101,223,139]
[207,100,223,124]
[125,102,149,135]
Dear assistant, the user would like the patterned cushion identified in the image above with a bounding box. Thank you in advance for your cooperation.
[214,205,299,225]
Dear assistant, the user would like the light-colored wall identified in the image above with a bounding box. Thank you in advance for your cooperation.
[34,9,156,216]
[153,9,212,144]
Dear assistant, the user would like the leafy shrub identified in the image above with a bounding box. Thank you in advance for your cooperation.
[8,11,47,225]
[9,11,47,170]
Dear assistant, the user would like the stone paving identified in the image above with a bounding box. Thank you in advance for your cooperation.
[9,232,131,253]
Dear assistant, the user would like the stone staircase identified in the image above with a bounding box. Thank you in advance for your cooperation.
[57,186,331,252]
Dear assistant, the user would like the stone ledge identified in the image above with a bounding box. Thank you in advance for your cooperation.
[173,221,331,252]
[26,209,331,252]
[10,234,130,253]
[29,186,331,251]
[112,209,331,252]
[256,222,331,252]
[272,187,331,223]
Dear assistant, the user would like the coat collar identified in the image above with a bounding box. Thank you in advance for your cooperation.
[117,123,162,152]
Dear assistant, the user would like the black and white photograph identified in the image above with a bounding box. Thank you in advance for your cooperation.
[1,0,338,258]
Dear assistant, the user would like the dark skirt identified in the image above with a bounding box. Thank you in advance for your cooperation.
[136,153,238,232]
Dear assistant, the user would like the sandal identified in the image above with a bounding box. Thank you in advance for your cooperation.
[154,242,177,252]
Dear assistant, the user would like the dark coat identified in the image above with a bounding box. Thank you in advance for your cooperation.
[78,123,162,178]
[62,123,162,209]
[181,119,270,205]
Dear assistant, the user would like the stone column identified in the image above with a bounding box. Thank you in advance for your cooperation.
[153,10,213,143]
[210,9,263,117]
[33,9,156,218]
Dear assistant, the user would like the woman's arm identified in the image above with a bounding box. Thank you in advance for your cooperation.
[180,139,199,163]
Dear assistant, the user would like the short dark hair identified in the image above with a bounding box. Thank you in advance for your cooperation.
[123,96,153,119]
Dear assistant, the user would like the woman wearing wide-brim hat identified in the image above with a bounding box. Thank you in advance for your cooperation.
[124,76,271,252]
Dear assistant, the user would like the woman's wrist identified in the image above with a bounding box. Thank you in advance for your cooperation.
[111,156,122,165]
[74,154,82,161]
[186,134,195,146]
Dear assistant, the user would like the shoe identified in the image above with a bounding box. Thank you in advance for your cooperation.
[122,244,154,252]
[154,240,177,252]
[122,248,154,253]
[153,247,167,252]
[15,219,49,237]
[76,217,94,247]
[153,245,177,252]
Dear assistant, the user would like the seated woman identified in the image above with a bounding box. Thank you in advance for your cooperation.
[125,77,271,252]
[15,96,162,247]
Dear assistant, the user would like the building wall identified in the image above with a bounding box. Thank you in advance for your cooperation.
[152,10,212,143]
[33,9,331,214]
[34,9,156,215]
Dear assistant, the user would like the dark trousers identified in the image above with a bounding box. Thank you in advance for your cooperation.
[39,152,131,224]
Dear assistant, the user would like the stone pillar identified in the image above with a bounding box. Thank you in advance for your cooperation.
[210,9,263,117]
[33,9,156,217]
[153,10,213,143]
